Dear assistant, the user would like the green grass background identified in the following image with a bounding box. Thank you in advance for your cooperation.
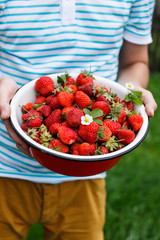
[26,72,160,240]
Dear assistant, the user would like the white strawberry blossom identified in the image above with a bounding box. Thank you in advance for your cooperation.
[81,114,93,125]
[125,82,135,91]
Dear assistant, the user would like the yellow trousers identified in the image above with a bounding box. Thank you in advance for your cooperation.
[0,177,106,240]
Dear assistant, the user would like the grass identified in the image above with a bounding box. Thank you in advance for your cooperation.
[26,72,160,240]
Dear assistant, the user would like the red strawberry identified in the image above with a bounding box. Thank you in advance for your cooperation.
[22,102,33,112]
[118,109,126,124]
[50,96,62,109]
[58,91,74,107]
[72,149,79,155]
[98,125,112,142]
[99,146,109,154]
[128,114,143,132]
[78,122,99,143]
[77,82,94,97]
[75,91,91,108]
[61,121,70,127]
[70,142,81,152]
[122,120,129,129]
[35,76,54,96]
[21,123,28,132]
[121,100,134,111]
[27,117,42,128]
[40,105,51,117]
[67,84,77,94]
[49,122,61,135]
[34,95,46,104]
[22,109,41,121]
[62,106,76,117]
[45,94,54,105]
[103,119,121,135]
[58,126,77,145]
[49,139,69,153]
[92,101,110,117]
[44,109,62,128]
[66,108,84,127]
[76,70,94,86]
[66,76,76,85]
[78,142,91,156]
[90,143,96,155]
[117,129,135,145]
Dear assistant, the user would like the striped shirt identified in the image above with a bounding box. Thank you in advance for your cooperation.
[0,0,155,183]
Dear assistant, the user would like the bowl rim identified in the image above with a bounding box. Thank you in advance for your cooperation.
[9,73,149,162]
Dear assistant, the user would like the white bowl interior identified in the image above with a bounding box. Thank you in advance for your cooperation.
[10,73,149,161]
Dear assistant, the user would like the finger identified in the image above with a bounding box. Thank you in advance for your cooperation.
[141,90,158,117]
[0,103,11,120]
[16,144,33,158]
[4,119,29,148]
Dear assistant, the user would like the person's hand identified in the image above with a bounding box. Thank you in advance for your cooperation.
[0,78,33,158]
[134,86,157,117]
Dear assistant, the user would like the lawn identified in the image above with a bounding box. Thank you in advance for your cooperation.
[27,72,160,240]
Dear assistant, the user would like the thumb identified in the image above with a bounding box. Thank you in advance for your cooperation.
[0,103,11,121]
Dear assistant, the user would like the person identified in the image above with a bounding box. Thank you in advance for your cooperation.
[0,1,157,239]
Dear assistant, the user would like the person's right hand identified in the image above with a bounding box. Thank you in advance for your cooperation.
[0,77,33,158]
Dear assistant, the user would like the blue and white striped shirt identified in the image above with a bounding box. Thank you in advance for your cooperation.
[0,0,155,183]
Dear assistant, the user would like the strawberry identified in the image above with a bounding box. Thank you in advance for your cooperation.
[78,142,91,156]
[22,102,33,112]
[72,149,79,155]
[122,120,129,129]
[22,109,41,121]
[90,143,96,155]
[44,109,62,128]
[118,109,127,124]
[103,119,121,135]
[92,101,110,117]
[76,70,94,86]
[58,91,74,107]
[49,139,69,153]
[50,96,62,109]
[40,105,51,117]
[77,82,94,97]
[128,114,143,132]
[66,108,84,127]
[34,95,46,104]
[61,121,70,127]
[58,126,77,145]
[27,116,42,128]
[117,129,135,145]
[67,84,77,94]
[70,142,81,152]
[121,100,134,111]
[45,94,54,105]
[98,146,109,154]
[57,72,75,87]
[62,106,76,117]
[21,123,28,132]
[75,91,91,108]
[78,122,99,143]
[35,76,54,96]
[98,125,112,142]
[49,122,61,135]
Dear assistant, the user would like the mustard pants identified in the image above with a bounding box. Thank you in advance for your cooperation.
[0,177,106,240]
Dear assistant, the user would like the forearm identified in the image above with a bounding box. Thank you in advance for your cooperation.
[117,61,149,89]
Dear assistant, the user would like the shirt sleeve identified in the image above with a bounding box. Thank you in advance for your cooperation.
[123,0,155,45]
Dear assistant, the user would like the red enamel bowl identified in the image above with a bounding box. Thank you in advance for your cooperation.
[10,73,149,177]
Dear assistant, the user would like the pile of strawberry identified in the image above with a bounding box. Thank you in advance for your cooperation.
[21,70,143,156]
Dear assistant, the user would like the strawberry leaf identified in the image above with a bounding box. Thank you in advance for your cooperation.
[125,91,143,105]
[83,108,91,115]
[93,119,103,125]
[90,109,103,118]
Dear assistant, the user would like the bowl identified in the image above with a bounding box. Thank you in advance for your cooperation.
[10,73,149,177]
